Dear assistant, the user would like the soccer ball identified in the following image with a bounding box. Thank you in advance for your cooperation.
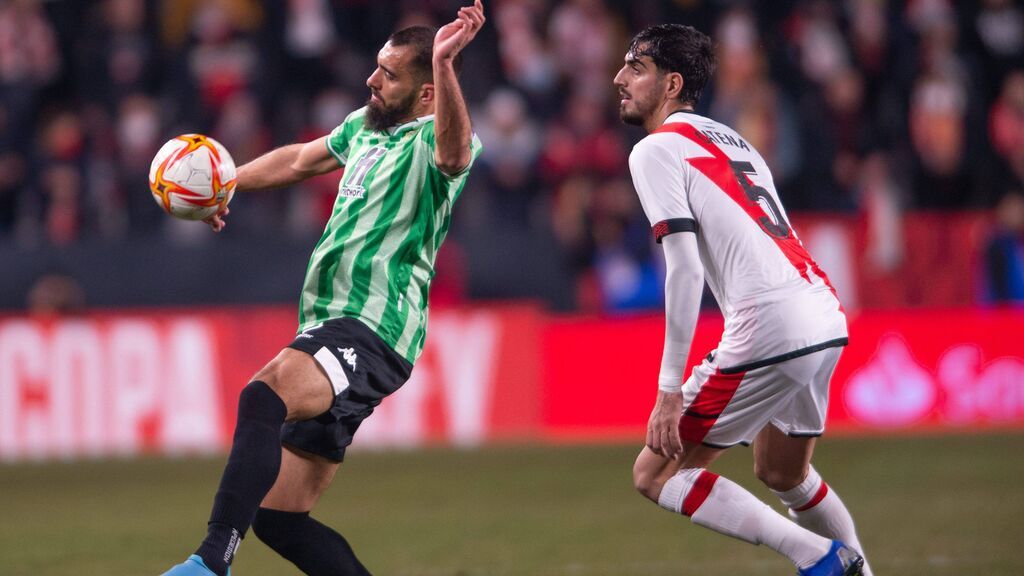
[148,134,236,221]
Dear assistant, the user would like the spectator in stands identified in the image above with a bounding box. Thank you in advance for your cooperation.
[0,0,60,238]
[908,73,976,208]
[77,0,158,111]
[590,177,661,311]
[984,190,1024,304]
[3,0,1024,312]
[471,87,543,227]
[539,90,625,186]
[493,0,557,107]
[712,8,801,202]
[971,0,1024,100]
[989,69,1024,195]
[549,0,619,100]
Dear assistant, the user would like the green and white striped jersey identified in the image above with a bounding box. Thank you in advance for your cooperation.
[298,106,482,364]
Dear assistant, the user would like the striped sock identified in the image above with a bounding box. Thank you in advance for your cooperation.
[659,468,831,569]
[772,466,872,576]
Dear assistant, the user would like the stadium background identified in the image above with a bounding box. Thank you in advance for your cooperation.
[1,0,1023,574]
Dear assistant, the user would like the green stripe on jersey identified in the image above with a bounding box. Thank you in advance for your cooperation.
[298,107,482,364]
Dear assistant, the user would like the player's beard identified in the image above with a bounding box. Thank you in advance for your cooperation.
[365,89,419,132]
[619,93,656,127]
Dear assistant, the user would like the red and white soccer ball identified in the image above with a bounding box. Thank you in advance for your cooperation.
[148,134,236,221]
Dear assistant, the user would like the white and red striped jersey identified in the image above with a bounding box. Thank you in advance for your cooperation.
[629,111,847,372]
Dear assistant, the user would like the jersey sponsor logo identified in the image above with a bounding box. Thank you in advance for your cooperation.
[339,146,387,200]
[338,347,358,370]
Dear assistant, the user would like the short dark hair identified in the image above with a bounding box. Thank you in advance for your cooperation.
[387,26,463,85]
[628,24,716,106]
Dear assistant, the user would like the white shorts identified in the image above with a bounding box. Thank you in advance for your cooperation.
[679,345,843,448]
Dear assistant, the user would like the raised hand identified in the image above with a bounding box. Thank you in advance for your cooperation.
[434,0,485,63]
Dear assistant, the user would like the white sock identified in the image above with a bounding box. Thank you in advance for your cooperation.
[772,466,873,576]
[659,468,832,569]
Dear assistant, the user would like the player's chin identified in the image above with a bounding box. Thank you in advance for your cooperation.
[619,106,644,126]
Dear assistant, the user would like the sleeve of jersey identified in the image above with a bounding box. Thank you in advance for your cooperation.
[424,129,483,183]
[325,109,364,166]
[628,134,697,244]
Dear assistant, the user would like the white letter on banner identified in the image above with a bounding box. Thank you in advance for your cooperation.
[109,319,162,456]
[160,319,222,455]
[937,344,980,424]
[976,357,1024,421]
[51,320,105,459]
[844,333,936,426]
[0,321,45,461]
[432,313,499,446]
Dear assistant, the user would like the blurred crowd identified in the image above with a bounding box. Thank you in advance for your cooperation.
[3,0,1024,310]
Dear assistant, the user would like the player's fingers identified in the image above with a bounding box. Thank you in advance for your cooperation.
[646,429,661,456]
[667,428,682,458]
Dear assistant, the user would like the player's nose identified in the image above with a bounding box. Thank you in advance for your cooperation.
[612,67,627,87]
[366,69,381,89]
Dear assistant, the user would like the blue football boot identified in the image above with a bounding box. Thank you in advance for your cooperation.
[798,540,864,576]
[160,554,230,576]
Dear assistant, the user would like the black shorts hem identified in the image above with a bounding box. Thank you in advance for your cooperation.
[718,338,848,375]
[281,439,346,463]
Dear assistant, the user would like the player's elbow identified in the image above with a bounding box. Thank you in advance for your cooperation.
[667,268,703,292]
[435,147,471,176]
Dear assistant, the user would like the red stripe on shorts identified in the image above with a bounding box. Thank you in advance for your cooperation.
[678,369,747,444]
[681,470,720,516]
[793,482,829,512]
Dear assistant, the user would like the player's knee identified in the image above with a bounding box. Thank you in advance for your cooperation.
[754,461,806,491]
[632,463,663,502]
[252,508,300,550]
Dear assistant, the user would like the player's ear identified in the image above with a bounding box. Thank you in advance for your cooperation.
[666,72,684,101]
[419,83,435,104]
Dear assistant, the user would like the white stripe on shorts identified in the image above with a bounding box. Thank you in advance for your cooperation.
[313,346,351,396]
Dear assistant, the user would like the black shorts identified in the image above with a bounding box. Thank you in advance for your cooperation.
[283,317,413,462]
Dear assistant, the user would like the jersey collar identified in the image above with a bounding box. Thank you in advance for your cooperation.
[664,109,701,124]
[388,114,434,136]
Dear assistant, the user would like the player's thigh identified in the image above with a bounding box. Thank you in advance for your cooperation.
[261,445,341,512]
[253,347,335,422]
[633,443,724,501]
[752,423,816,491]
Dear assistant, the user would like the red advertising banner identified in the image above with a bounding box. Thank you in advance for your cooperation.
[0,304,543,461]
[1,305,1021,461]
[541,308,1024,439]
[828,309,1024,432]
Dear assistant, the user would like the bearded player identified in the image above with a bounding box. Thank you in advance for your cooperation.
[161,3,485,575]
[616,24,870,576]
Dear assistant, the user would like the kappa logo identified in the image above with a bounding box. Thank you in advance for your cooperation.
[338,347,358,370]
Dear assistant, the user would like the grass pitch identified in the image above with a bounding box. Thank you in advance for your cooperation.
[1,433,1022,575]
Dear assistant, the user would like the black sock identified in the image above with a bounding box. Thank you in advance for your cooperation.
[195,381,287,576]
[252,508,371,576]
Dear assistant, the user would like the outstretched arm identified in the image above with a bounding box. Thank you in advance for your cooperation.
[236,136,340,193]
[432,0,485,175]
[204,136,340,231]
